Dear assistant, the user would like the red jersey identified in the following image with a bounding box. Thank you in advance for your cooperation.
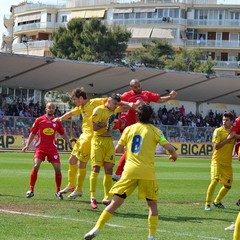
[31,115,65,150]
[120,90,160,123]
[232,116,240,134]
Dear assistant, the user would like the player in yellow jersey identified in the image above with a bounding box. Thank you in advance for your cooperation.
[89,93,137,209]
[84,104,177,240]
[54,88,107,199]
[233,213,240,240]
[204,111,236,211]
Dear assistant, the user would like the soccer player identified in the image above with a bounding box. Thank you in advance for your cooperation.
[84,104,177,240]
[204,111,236,211]
[89,93,136,209]
[112,79,177,181]
[233,213,240,240]
[22,102,71,199]
[55,88,107,199]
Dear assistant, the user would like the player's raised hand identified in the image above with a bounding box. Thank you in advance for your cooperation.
[169,90,177,99]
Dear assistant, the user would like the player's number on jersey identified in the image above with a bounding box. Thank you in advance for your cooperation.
[131,135,142,153]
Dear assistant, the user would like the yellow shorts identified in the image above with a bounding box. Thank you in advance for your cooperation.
[110,178,159,200]
[211,161,233,187]
[91,136,115,167]
[71,134,92,162]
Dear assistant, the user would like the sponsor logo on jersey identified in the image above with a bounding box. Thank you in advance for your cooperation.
[43,128,54,135]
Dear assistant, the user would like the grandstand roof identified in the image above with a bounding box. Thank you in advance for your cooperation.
[1,52,240,105]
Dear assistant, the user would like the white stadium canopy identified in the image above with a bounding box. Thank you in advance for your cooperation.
[1,52,240,105]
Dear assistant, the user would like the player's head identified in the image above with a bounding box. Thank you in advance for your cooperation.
[45,102,56,117]
[222,111,234,129]
[106,93,121,111]
[137,104,153,124]
[130,79,142,94]
[71,87,87,106]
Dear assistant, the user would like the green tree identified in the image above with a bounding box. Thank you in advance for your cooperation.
[129,40,175,68]
[164,48,215,74]
[51,18,131,63]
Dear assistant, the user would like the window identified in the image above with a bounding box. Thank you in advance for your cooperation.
[47,13,51,22]
[61,15,67,22]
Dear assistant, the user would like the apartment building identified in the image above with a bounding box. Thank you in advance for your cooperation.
[2,0,240,76]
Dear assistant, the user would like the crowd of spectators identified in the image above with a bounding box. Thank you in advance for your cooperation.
[152,105,237,128]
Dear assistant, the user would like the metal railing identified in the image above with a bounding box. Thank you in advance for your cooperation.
[0,116,214,143]
[13,22,56,33]
[187,19,240,27]
[12,40,53,51]
[187,40,240,48]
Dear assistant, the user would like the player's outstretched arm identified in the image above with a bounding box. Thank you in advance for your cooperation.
[53,111,73,122]
[22,132,36,152]
[162,143,178,162]
[157,90,177,103]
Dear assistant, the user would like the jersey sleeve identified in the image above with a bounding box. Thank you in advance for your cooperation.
[91,106,102,123]
[57,121,65,135]
[146,91,160,102]
[118,126,129,146]
[212,128,220,143]
[71,106,82,115]
[157,128,169,146]
[30,118,40,134]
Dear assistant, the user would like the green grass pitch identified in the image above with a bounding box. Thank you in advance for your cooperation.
[0,152,239,240]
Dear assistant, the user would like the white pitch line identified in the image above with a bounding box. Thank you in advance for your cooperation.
[0,209,226,240]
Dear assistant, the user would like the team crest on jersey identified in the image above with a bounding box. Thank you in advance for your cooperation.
[53,123,56,128]
[43,128,54,135]
[54,155,58,159]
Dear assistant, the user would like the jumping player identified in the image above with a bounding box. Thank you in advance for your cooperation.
[112,79,177,181]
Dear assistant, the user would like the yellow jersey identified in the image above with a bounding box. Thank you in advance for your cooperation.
[91,105,120,136]
[118,122,168,180]
[211,126,235,166]
[71,98,106,136]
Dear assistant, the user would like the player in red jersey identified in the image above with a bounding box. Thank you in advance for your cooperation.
[112,79,177,181]
[230,115,240,207]
[22,102,71,200]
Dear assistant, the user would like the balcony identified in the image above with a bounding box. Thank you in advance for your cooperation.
[213,61,239,69]
[13,22,56,33]
[187,39,240,49]
[66,0,185,8]
[111,18,186,26]
[128,38,185,48]
[14,3,64,14]
[187,19,240,28]
[12,40,53,51]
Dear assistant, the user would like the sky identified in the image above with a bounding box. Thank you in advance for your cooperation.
[0,0,60,45]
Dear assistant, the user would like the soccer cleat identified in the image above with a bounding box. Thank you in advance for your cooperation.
[84,228,99,240]
[204,205,211,211]
[112,173,121,182]
[55,191,63,200]
[102,199,111,206]
[225,223,235,231]
[67,190,82,199]
[90,198,98,209]
[213,202,226,209]
[236,199,240,207]
[26,191,34,198]
[59,185,75,194]
[148,237,157,240]
[106,114,115,131]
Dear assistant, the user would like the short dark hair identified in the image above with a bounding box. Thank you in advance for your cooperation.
[71,87,87,99]
[137,104,153,124]
[110,93,121,102]
[223,111,234,121]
